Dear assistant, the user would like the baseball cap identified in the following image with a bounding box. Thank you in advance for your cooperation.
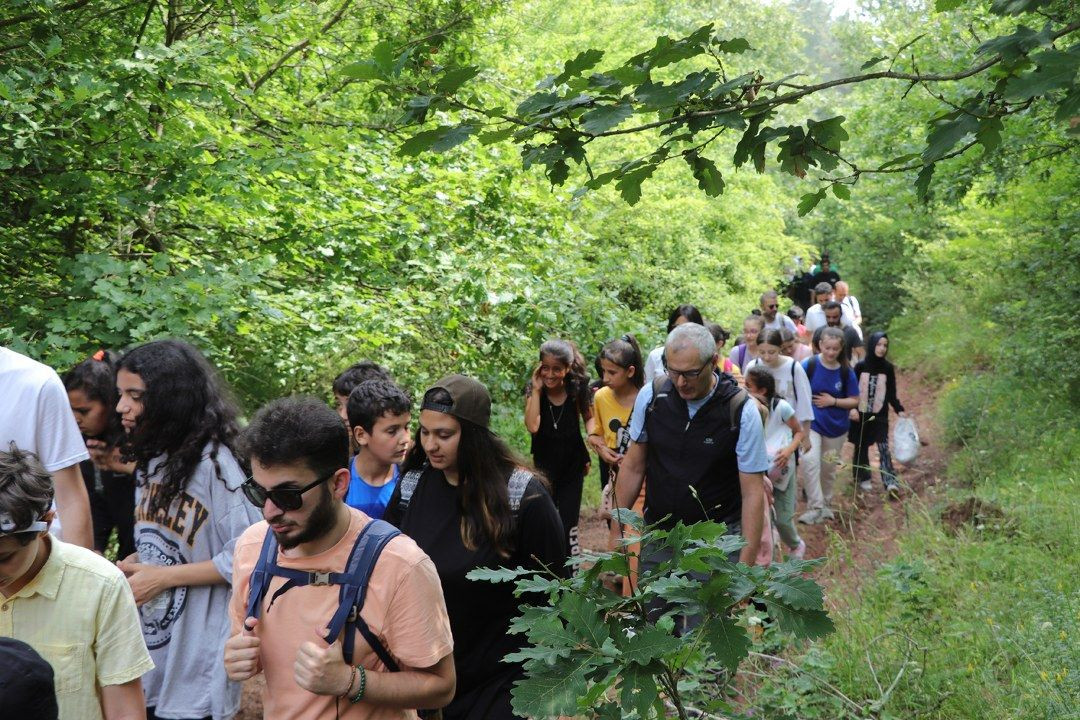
[0,638,59,719]
[422,374,491,429]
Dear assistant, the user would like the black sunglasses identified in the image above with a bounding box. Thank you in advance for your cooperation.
[241,472,333,511]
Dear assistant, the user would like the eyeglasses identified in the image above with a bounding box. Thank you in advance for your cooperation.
[241,472,333,511]
[663,358,713,381]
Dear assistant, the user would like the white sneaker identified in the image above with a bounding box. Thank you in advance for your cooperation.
[791,539,806,560]
[797,509,820,524]
[819,507,835,520]
[858,480,873,492]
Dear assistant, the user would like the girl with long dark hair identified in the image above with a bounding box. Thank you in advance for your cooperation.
[643,304,704,382]
[385,374,566,720]
[849,332,907,496]
[64,350,136,559]
[114,339,261,720]
[523,339,591,557]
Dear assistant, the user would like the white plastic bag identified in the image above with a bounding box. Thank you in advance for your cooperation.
[894,416,920,465]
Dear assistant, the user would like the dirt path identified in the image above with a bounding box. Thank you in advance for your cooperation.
[578,369,949,593]
[237,372,945,718]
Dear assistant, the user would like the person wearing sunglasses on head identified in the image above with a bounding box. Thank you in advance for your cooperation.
[609,323,770,627]
[225,397,455,720]
[0,444,153,720]
[113,340,261,720]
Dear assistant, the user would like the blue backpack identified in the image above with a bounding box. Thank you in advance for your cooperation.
[244,519,402,670]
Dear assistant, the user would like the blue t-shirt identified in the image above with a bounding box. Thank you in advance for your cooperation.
[629,375,770,474]
[344,458,400,519]
[803,356,858,438]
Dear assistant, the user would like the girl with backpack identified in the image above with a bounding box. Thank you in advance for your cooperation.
[849,331,907,497]
[114,340,261,720]
[729,314,766,372]
[523,339,591,558]
[798,327,859,525]
[744,329,814,445]
[64,350,137,559]
[387,375,566,720]
[744,366,806,560]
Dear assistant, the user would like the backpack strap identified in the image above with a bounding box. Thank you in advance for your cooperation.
[507,468,532,512]
[728,388,749,430]
[328,519,402,669]
[790,359,798,404]
[396,468,424,514]
[643,375,668,427]
[245,520,402,671]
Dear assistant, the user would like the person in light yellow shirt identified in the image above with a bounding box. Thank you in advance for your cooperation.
[0,444,153,720]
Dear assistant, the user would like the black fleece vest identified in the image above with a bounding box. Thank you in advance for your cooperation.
[643,375,746,529]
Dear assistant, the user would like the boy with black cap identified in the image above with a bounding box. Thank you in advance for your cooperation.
[0,445,152,720]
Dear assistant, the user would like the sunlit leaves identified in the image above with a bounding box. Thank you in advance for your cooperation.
[579,100,633,134]
[398,123,476,156]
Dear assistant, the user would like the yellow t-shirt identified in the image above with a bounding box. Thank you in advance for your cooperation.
[0,536,154,720]
[591,386,635,450]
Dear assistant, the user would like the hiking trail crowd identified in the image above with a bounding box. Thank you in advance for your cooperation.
[0,255,913,720]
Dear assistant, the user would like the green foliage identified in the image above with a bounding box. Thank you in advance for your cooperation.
[384,0,1077,208]
[468,517,832,719]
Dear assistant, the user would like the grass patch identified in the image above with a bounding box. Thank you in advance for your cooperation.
[748,353,1079,719]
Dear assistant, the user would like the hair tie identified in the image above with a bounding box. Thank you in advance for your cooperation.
[92,350,105,361]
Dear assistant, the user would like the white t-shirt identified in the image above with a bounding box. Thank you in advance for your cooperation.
[763,314,797,335]
[744,356,815,424]
[0,348,90,537]
[643,345,665,384]
[840,295,862,323]
[804,303,855,333]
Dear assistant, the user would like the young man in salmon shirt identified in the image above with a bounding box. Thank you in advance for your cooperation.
[224,397,455,719]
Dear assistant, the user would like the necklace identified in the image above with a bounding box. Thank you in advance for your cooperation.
[548,400,566,430]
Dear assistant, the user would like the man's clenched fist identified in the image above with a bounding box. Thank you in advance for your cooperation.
[224,617,262,681]
[294,627,353,696]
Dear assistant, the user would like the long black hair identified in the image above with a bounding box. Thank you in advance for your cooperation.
[118,340,240,514]
[599,334,644,389]
[63,350,124,443]
[667,304,704,333]
[538,339,591,417]
[403,387,530,558]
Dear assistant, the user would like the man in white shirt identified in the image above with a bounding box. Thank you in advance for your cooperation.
[760,290,797,334]
[804,283,855,334]
[835,281,862,329]
[0,348,93,548]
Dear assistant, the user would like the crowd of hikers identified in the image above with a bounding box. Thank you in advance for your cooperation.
[0,256,911,720]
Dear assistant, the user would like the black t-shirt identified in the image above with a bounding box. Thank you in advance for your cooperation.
[384,468,567,720]
[811,269,841,287]
[529,390,588,483]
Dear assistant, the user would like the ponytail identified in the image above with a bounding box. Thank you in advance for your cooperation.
[600,334,645,389]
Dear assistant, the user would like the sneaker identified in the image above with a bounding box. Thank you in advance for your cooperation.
[797,509,821,524]
[885,482,902,499]
[790,539,806,560]
[858,480,873,492]
[819,507,836,520]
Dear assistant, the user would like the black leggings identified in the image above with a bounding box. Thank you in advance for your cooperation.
[549,473,583,557]
[853,436,897,486]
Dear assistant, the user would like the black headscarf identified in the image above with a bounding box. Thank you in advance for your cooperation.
[862,331,890,372]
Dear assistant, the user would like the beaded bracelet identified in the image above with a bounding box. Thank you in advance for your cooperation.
[349,665,367,704]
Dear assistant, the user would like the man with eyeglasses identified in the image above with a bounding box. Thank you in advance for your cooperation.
[0,444,153,720]
[224,397,455,720]
[759,290,797,334]
[610,323,769,628]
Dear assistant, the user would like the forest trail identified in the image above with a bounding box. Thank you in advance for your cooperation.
[578,369,950,603]
[238,372,947,718]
